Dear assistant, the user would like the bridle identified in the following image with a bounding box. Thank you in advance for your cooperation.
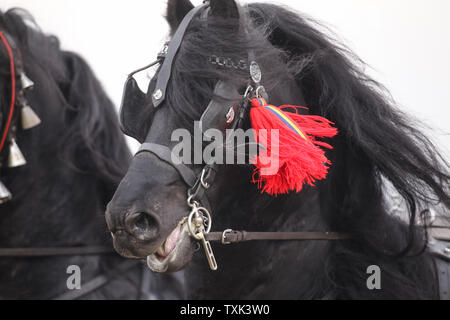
[122,1,350,271]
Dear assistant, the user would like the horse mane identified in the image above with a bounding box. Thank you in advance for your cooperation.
[164,2,449,298]
[247,3,450,298]
[166,2,449,229]
[0,9,130,186]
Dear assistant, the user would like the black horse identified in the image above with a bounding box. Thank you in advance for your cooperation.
[0,9,184,299]
[106,0,450,299]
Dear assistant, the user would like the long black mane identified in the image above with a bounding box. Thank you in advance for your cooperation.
[162,2,449,299]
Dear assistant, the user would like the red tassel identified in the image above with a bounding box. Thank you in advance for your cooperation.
[249,98,337,195]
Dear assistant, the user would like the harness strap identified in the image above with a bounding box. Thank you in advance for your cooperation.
[0,246,113,257]
[137,143,197,187]
[136,143,215,213]
[205,230,351,244]
[152,3,208,108]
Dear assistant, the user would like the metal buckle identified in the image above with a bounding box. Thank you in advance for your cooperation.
[222,229,233,245]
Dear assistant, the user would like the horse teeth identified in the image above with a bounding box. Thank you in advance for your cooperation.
[164,225,181,255]
[156,245,166,257]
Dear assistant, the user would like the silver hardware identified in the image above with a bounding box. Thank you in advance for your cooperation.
[225,107,235,124]
[8,139,26,168]
[444,247,450,255]
[199,232,217,271]
[222,229,233,245]
[161,44,169,55]
[187,204,217,270]
[249,61,262,83]
[187,205,212,239]
[21,102,41,130]
[208,55,248,70]
[20,73,34,90]
[153,89,163,100]
[187,195,197,208]
[200,168,211,189]
[157,43,169,60]
[0,180,12,204]
[244,85,254,98]
[255,86,266,98]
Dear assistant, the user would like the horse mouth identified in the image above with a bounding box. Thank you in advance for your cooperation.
[146,223,194,273]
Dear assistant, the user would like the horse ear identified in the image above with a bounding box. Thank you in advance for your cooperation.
[210,0,239,19]
[166,0,195,33]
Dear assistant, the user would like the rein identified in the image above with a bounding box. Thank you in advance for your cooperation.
[0,246,114,257]
[205,231,351,244]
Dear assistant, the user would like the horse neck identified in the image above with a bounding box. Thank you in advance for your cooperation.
[185,168,335,299]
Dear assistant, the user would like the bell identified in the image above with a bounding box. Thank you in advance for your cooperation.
[20,73,34,90]
[0,180,12,204]
[8,139,26,168]
[21,102,41,130]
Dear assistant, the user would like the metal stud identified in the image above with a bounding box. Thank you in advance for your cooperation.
[444,247,450,255]
[226,107,235,124]
[21,102,41,130]
[0,180,12,204]
[8,139,26,168]
[249,61,262,84]
[20,73,34,90]
[153,89,163,101]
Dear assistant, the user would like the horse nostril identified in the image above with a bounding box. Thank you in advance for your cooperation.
[124,211,159,242]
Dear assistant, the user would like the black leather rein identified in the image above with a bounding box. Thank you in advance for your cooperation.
[0,246,114,257]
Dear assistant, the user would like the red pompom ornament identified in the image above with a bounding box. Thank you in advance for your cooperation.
[249,98,337,195]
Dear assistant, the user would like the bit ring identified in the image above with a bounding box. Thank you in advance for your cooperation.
[187,206,212,240]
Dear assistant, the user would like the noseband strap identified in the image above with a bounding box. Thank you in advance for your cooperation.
[137,143,197,187]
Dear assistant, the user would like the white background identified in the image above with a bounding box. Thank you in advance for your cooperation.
[1,0,449,156]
